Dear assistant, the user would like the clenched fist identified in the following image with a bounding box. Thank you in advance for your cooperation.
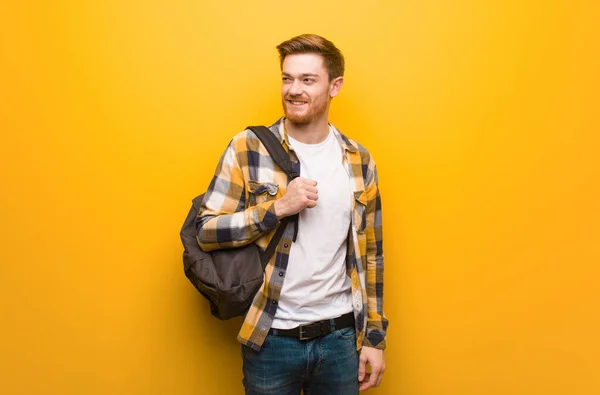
[273,177,318,219]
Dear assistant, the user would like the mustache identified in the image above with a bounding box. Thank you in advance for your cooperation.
[284,96,309,101]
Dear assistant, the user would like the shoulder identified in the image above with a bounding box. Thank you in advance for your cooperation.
[332,126,379,186]
[332,126,376,166]
[229,120,283,152]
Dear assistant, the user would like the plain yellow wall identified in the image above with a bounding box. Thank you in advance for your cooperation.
[1,1,599,394]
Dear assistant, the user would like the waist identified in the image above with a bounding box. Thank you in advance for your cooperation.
[268,312,354,340]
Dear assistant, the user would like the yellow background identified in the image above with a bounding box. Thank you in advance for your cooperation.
[1,1,599,394]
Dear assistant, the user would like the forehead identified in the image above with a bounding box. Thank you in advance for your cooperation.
[282,53,327,76]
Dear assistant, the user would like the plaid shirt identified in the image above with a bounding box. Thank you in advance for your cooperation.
[197,118,388,352]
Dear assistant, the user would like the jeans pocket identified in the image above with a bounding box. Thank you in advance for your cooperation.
[335,326,356,341]
[242,336,271,362]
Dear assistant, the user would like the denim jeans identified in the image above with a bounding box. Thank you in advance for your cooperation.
[241,327,359,395]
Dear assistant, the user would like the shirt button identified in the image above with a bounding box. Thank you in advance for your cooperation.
[284,244,289,248]
[272,300,278,305]
[279,272,283,277]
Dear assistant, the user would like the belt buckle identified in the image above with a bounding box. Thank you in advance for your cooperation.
[298,321,324,340]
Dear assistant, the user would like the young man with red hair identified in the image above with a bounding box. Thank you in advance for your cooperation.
[197,34,388,394]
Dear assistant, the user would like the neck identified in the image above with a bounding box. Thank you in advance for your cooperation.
[284,115,330,144]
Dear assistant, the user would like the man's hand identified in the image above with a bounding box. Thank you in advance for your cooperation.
[358,346,385,391]
[273,177,318,219]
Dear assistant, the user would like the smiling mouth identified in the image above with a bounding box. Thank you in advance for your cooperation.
[288,100,308,106]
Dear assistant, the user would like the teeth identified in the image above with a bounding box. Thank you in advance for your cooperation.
[291,101,305,105]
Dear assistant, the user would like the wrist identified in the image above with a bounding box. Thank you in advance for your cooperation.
[273,199,288,220]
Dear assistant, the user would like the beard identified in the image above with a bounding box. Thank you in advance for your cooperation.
[282,95,329,125]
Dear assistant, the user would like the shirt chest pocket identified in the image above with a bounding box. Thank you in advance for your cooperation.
[353,191,367,234]
[247,180,280,207]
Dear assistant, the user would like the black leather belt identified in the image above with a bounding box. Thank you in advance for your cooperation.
[268,312,355,340]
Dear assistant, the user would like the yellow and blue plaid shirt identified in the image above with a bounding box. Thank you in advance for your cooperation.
[197,118,388,351]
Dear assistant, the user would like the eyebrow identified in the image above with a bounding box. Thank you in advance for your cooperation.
[282,72,320,78]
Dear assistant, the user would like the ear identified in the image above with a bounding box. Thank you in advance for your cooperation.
[329,76,344,98]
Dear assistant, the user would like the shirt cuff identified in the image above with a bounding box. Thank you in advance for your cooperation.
[363,328,387,350]
[254,200,279,232]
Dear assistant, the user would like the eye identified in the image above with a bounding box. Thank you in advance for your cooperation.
[304,78,315,84]
[282,77,292,83]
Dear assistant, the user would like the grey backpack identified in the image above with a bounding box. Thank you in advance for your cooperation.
[180,126,298,320]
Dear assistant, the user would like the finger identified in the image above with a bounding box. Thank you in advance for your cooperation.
[376,364,385,386]
[365,367,378,389]
[369,369,382,388]
[304,186,318,194]
[358,355,367,382]
[290,177,309,187]
[306,200,317,208]
[359,373,372,391]
[306,192,318,201]
[300,178,317,186]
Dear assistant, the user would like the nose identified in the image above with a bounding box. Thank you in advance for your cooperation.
[288,79,303,96]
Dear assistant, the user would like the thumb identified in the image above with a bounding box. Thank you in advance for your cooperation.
[358,355,367,381]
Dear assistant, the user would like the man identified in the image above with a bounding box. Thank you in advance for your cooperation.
[197,34,388,394]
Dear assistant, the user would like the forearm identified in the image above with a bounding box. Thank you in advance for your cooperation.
[364,254,387,349]
[197,200,279,251]
[196,136,281,251]
[363,173,388,349]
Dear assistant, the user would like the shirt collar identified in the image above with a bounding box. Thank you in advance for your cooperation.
[273,117,358,153]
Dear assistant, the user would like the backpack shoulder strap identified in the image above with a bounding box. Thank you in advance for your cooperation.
[246,125,299,179]
[245,125,300,264]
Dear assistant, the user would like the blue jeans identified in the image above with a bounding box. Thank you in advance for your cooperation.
[241,327,359,395]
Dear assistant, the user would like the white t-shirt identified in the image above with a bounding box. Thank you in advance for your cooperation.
[272,126,353,329]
